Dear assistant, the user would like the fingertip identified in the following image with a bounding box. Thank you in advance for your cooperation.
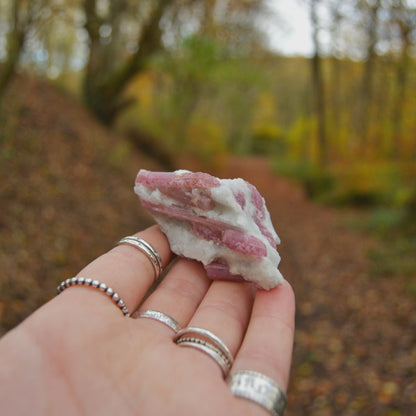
[256,279,296,322]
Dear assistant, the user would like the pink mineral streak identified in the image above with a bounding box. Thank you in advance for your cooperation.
[232,190,246,209]
[222,230,267,258]
[204,261,245,282]
[140,200,266,259]
[136,170,219,210]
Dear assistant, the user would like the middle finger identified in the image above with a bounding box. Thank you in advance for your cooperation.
[135,258,211,333]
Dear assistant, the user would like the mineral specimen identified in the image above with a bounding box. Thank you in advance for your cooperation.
[134,169,283,289]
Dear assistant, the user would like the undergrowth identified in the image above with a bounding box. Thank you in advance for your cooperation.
[272,155,416,296]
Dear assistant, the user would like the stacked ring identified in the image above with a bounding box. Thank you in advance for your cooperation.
[116,236,163,281]
[174,327,234,378]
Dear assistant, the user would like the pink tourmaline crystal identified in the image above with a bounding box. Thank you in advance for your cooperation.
[134,169,283,289]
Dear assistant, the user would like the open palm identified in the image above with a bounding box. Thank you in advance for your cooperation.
[0,226,295,416]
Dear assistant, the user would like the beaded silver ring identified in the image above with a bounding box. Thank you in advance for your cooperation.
[176,337,231,377]
[56,277,130,316]
[174,327,234,378]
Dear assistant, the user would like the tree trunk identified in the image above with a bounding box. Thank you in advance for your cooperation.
[310,0,328,167]
[328,2,343,154]
[391,18,411,160]
[355,0,381,150]
[0,0,28,99]
[82,0,170,125]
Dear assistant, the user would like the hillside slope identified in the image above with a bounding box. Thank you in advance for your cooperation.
[0,74,161,333]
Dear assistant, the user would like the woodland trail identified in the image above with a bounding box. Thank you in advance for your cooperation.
[214,156,416,416]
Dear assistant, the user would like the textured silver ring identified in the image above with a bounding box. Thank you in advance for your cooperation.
[174,327,234,377]
[56,277,130,316]
[116,236,163,280]
[227,370,287,416]
[135,309,181,333]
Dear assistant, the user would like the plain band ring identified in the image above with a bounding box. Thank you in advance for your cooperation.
[135,309,181,333]
[227,370,288,416]
[56,277,130,316]
[174,327,234,377]
[116,236,163,280]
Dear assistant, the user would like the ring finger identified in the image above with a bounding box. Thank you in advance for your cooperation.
[175,280,256,376]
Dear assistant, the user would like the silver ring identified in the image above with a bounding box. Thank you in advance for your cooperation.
[174,327,233,363]
[135,309,181,333]
[176,338,231,377]
[116,236,163,280]
[174,327,234,377]
[56,277,130,316]
[227,370,287,416]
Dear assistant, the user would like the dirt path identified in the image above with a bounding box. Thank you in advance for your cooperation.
[215,156,416,416]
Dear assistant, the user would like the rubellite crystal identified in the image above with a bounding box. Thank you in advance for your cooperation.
[134,169,284,289]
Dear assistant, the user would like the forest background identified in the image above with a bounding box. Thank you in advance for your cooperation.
[2,0,415,274]
[3,0,416,203]
[2,0,416,200]
[0,0,416,414]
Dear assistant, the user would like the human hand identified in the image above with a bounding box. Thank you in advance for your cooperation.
[0,225,295,416]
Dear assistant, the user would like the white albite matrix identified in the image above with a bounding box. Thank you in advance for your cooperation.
[134,169,284,290]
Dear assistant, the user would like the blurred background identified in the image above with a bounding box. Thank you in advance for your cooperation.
[0,0,415,415]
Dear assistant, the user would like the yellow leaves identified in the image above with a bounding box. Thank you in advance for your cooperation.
[412,346,416,363]
[186,118,227,167]
[334,390,349,406]
[285,116,318,161]
[251,92,280,137]
[350,395,371,410]
[127,71,157,115]
[378,381,400,405]
[307,160,404,206]
[252,123,280,142]
[251,92,278,127]
[107,141,132,172]
[250,92,283,154]
[328,336,343,354]
[298,361,314,377]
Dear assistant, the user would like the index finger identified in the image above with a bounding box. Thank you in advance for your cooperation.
[56,225,174,316]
